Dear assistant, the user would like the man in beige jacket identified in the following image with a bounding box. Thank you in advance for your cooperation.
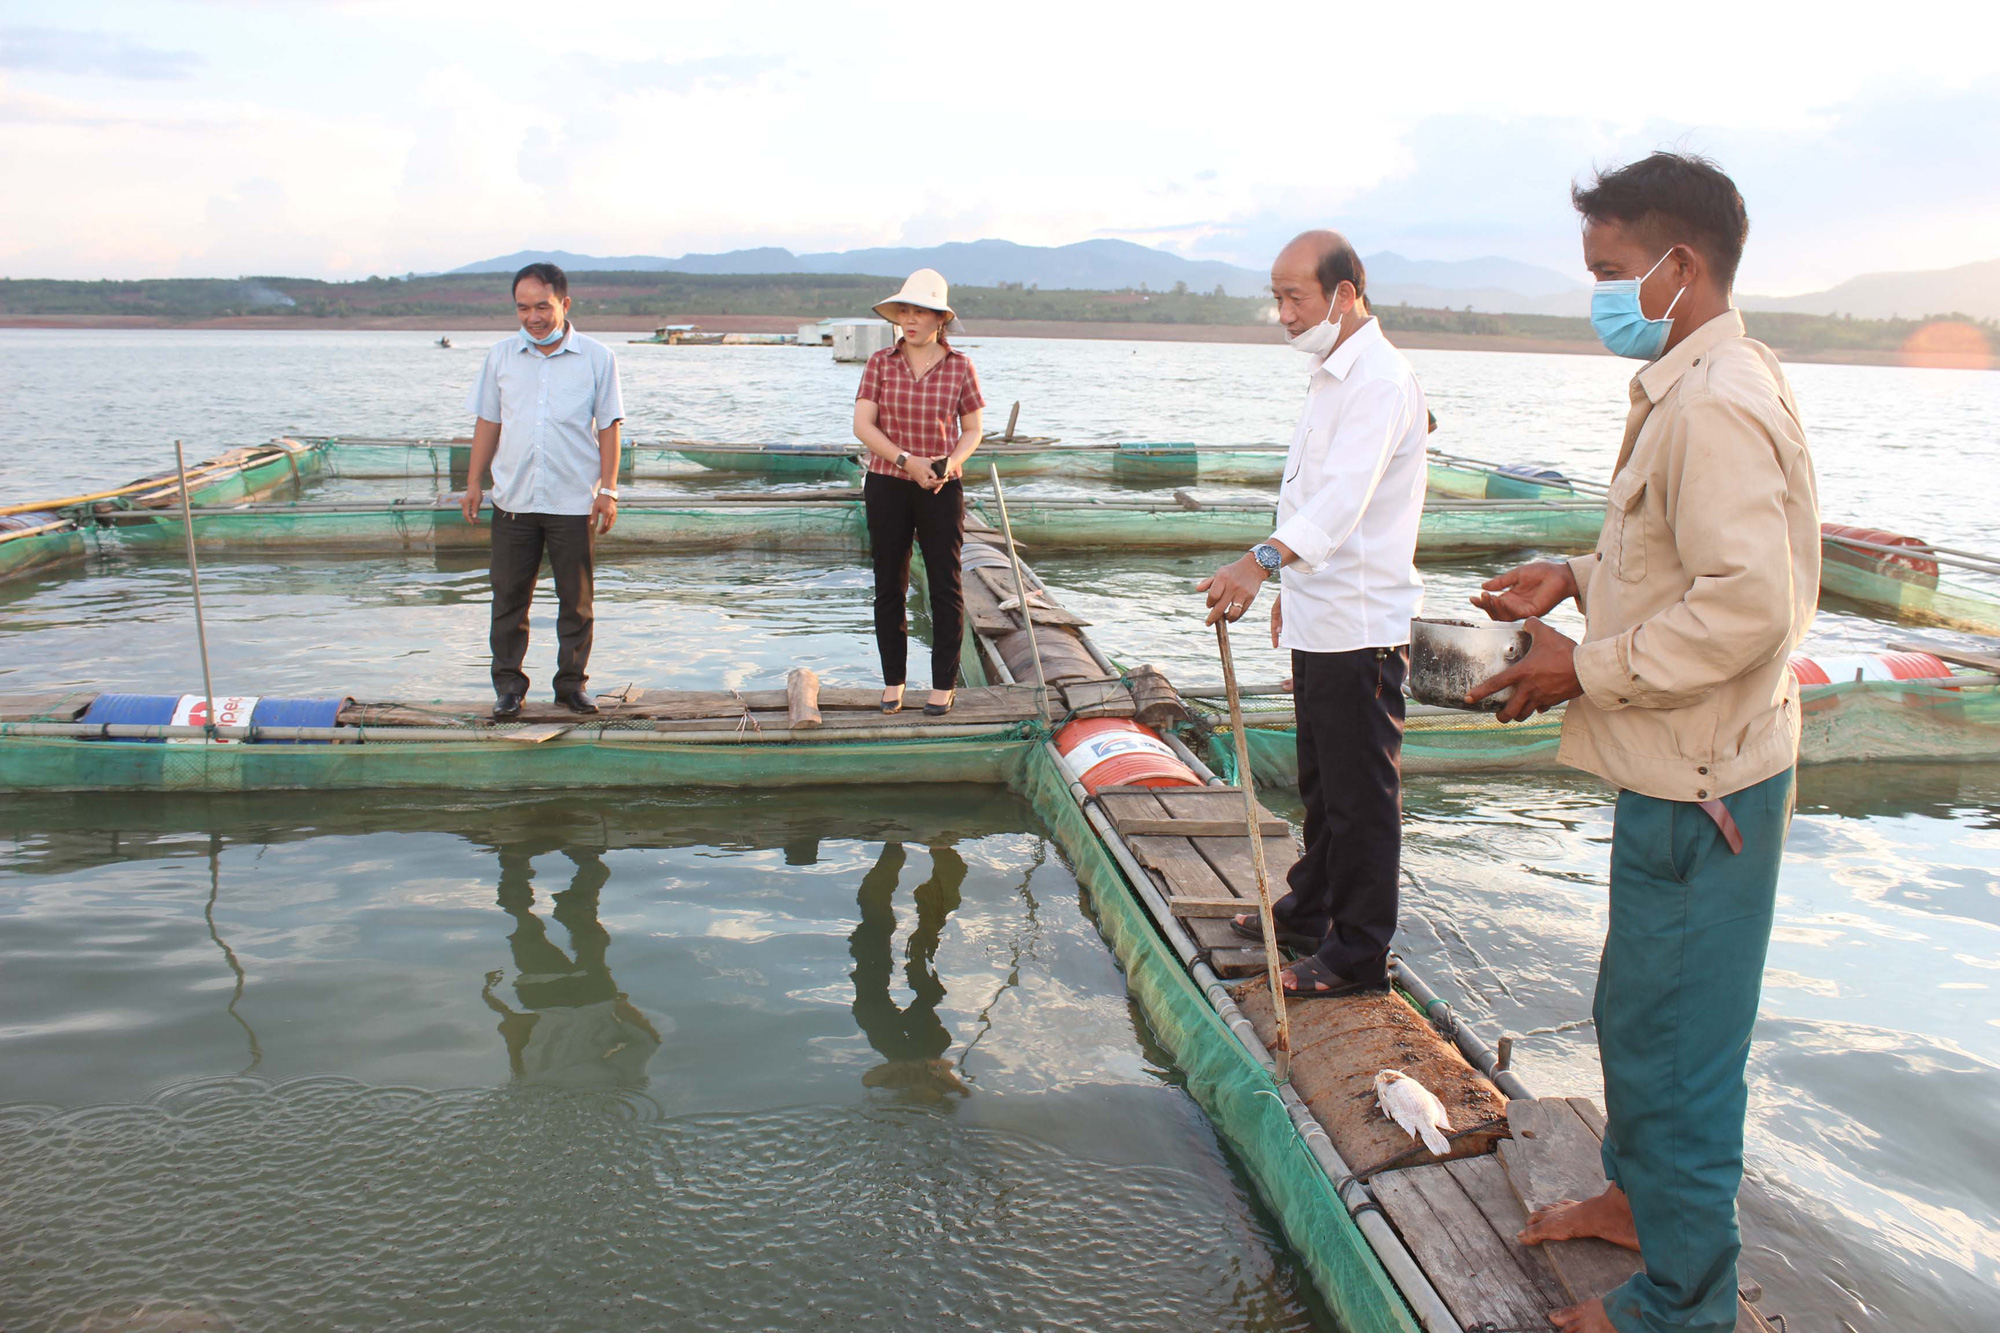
[1469,152,1819,1333]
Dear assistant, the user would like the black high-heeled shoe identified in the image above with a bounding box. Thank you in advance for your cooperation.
[880,686,905,714]
[923,690,955,717]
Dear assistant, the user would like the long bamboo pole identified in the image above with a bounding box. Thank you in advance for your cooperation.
[172,442,220,742]
[1215,618,1290,1081]
[987,464,1049,719]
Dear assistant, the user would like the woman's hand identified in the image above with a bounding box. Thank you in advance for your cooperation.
[1270,592,1283,648]
[941,453,968,482]
[902,454,942,490]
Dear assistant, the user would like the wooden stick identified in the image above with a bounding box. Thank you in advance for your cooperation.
[1004,401,1020,441]
[988,464,1049,718]
[173,441,219,742]
[786,667,823,728]
[1216,619,1290,1080]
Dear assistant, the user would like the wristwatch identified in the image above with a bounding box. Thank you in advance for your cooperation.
[1250,543,1283,576]
[895,451,910,471]
[598,488,619,501]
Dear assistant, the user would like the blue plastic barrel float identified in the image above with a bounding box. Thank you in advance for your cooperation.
[78,694,346,743]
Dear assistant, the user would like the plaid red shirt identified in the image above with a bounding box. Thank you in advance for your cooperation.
[855,340,985,477]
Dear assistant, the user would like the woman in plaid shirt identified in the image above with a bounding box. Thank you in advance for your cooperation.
[852,269,986,716]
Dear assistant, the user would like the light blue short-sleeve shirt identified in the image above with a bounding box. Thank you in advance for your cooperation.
[464,325,625,516]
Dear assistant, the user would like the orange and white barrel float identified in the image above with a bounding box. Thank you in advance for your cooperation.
[1055,717,1200,793]
[1788,650,1952,686]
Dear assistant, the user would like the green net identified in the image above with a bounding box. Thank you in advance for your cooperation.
[96,502,871,557]
[1204,679,2000,787]
[75,495,1602,563]
[0,525,86,580]
[1819,561,2000,636]
[0,727,1040,793]
[981,499,1603,558]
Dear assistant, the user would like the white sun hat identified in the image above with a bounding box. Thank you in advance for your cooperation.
[872,268,956,324]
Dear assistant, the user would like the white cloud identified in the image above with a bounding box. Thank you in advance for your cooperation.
[0,0,1996,290]
[0,25,201,80]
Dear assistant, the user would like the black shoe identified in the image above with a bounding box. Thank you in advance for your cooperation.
[492,694,524,721]
[923,690,956,717]
[556,691,600,715]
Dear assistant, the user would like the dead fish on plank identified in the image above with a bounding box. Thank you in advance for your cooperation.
[1374,1068,1453,1156]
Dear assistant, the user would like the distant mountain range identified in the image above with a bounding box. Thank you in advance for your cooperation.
[453,239,1999,322]
[451,238,1590,313]
[1740,258,2000,321]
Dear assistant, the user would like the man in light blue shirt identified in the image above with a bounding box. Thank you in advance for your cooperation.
[460,263,625,719]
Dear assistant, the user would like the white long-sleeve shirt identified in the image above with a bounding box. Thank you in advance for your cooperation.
[1268,317,1428,653]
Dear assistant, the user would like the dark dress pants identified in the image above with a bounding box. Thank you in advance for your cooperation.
[489,508,595,699]
[864,472,964,692]
[1283,644,1408,986]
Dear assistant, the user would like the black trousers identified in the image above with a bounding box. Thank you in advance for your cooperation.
[1282,645,1408,986]
[864,472,964,691]
[489,508,595,699]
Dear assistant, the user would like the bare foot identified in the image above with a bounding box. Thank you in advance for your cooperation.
[1518,1185,1641,1252]
[1549,1296,1617,1332]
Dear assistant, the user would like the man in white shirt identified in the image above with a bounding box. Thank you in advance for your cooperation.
[461,263,625,719]
[1199,230,1429,997]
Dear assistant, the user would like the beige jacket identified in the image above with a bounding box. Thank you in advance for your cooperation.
[1560,309,1821,802]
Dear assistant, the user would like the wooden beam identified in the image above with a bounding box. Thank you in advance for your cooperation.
[1498,1099,1643,1307]
[1167,895,1249,917]
[1115,817,1290,838]
[786,668,822,729]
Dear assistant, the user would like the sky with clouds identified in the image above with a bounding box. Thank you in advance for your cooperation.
[3,0,1996,294]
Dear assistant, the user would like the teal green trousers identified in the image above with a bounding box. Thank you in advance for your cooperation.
[1596,767,1794,1333]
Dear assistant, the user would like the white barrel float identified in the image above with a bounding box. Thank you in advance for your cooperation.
[1055,717,1199,793]
[1788,651,1951,686]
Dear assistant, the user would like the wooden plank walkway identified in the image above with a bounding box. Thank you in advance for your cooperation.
[1086,769,1785,1332]
[1497,1098,1776,1332]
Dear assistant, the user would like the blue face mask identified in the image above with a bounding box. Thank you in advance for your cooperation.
[1589,250,1686,360]
[521,321,567,348]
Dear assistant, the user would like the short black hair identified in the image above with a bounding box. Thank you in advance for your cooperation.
[1571,152,1749,290]
[1308,230,1367,304]
[512,262,568,301]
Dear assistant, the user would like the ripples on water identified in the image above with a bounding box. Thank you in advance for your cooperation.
[3,331,1998,1330]
[0,790,1327,1332]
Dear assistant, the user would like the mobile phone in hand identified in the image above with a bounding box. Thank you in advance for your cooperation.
[931,457,948,479]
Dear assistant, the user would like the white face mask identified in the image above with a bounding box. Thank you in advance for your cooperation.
[1286,290,1345,358]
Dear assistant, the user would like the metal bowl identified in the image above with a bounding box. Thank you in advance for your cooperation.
[1409,617,1532,711]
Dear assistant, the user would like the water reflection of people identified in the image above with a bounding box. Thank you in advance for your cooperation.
[478,840,663,1089]
[849,841,969,1102]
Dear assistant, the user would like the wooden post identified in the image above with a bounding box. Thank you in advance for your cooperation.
[1217,619,1290,1080]
[1004,401,1020,442]
[987,464,1049,720]
[173,441,219,742]
[786,667,823,728]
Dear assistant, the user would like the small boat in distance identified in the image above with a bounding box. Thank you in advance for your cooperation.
[435,336,452,349]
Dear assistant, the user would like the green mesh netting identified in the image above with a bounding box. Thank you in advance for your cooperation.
[1819,561,2000,636]
[1014,744,1418,1333]
[96,503,871,557]
[0,526,86,580]
[1203,679,2000,788]
[77,496,1601,562]
[0,728,1039,793]
[982,500,1603,558]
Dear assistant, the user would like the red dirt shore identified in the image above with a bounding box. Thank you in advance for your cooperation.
[2,313,1987,368]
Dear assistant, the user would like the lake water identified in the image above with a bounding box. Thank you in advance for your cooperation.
[2,330,1997,1332]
